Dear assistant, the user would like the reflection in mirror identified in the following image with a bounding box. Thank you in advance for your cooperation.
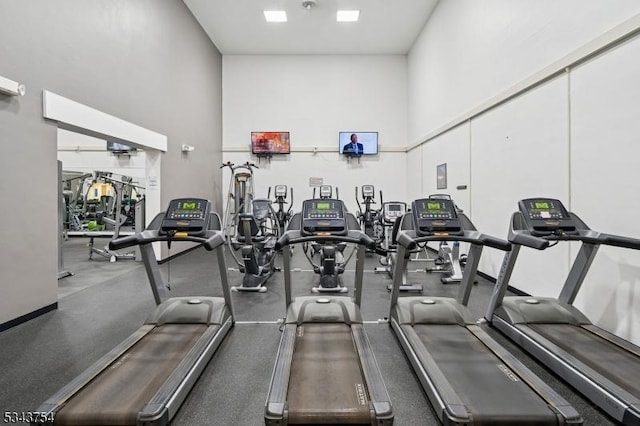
[57,129,148,297]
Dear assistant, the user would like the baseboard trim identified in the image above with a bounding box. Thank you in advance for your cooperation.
[0,303,58,333]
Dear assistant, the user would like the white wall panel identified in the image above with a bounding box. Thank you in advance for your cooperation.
[408,0,640,143]
[406,146,423,203]
[570,35,640,344]
[470,76,570,286]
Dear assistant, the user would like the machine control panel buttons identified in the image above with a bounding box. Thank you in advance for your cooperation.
[518,198,577,236]
[167,200,206,219]
[162,198,211,235]
[412,198,463,236]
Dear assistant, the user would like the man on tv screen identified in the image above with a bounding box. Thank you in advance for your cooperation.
[343,133,364,155]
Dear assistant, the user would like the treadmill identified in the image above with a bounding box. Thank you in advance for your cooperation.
[34,198,234,425]
[485,197,640,425]
[265,198,393,425]
[389,197,582,425]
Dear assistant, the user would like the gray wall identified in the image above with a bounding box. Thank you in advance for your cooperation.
[0,0,223,326]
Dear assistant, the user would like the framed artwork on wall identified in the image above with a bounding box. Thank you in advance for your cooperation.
[436,163,447,190]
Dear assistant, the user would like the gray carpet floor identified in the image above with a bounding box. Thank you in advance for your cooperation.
[0,238,618,425]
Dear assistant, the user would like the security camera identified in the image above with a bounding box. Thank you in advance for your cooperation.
[302,0,316,10]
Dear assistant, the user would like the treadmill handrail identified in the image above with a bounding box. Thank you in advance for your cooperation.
[510,230,551,250]
[109,229,225,251]
[275,229,376,250]
[396,229,511,252]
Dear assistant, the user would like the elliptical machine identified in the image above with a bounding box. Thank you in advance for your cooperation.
[229,197,280,292]
[269,184,293,237]
[355,185,380,240]
[373,191,423,292]
[424,194,467,284]
[302,185,355,293]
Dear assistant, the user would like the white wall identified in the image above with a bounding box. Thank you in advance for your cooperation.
[222,55,408,214]
[470,77,570,284]
[569,36,640,340]
[408,0,640,144]
[408,1,640,344]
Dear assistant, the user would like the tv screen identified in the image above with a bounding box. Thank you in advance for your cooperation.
[251,132,290,154]
[339,132,378,155]
[107,141,136,152]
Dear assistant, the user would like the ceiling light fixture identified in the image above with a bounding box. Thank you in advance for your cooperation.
[264,10,287,22]
[336,10,359,22]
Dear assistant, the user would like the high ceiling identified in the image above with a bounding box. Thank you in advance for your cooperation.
[183,0,439,55]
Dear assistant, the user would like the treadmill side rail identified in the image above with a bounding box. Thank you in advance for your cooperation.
[141,317,233,424]
[390,318,468,424]
[265,324,296,425]
[351,324,393,424]
[468,324,582,424]
[493,315,640,424]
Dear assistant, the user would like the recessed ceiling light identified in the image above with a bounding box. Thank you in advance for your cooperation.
[337,10,359,22]
[264,10,287,22]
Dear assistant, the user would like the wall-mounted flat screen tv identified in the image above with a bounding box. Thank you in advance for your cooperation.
[251,132,290,154]
[107,141,137,153]
[339,132,378,155]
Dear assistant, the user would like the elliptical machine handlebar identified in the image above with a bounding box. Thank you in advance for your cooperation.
[110,229,225,251]
[220,161,258,171]
[275,230,376,251]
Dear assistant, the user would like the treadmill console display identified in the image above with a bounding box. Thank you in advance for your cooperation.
[383,202,406,223]
[518,198,576,235]
[162,198,211,235]
[412,198,462,236]
[301,199,347,236]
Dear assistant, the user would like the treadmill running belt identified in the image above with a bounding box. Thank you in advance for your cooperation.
[528,323,640,396]
[287,323,370,424]
[55,324,207,426]
[412,324,558,425]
